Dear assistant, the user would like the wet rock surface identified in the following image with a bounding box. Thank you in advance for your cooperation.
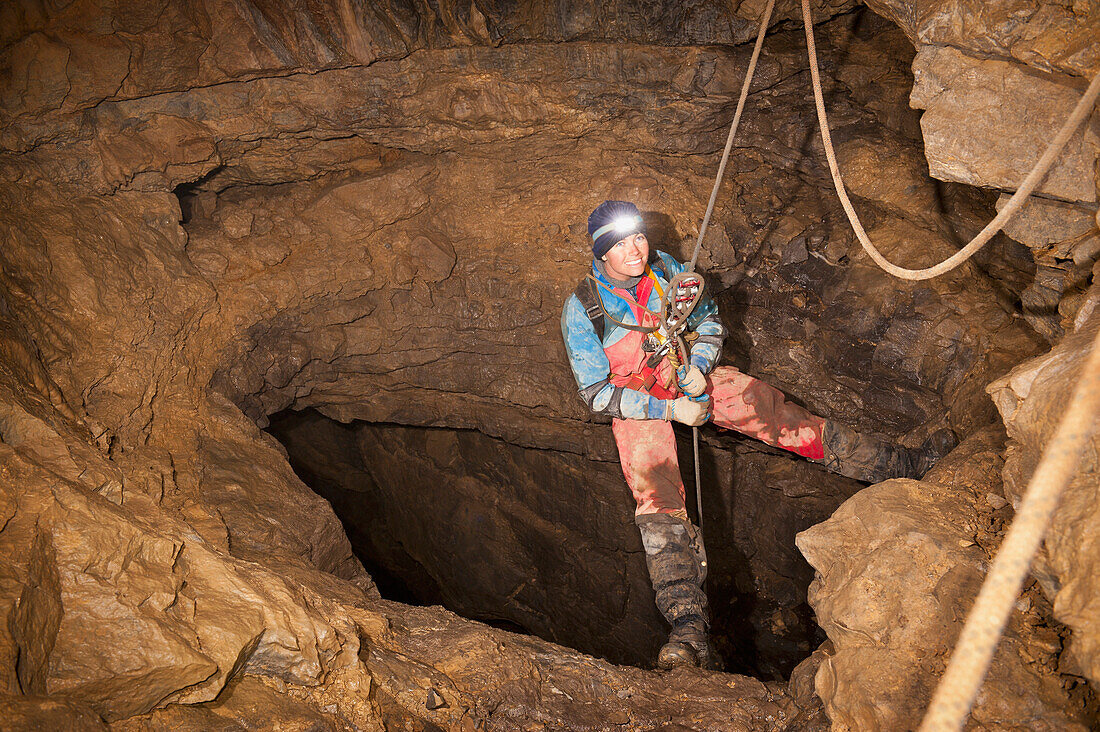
[0,409,824,730]
[0,0,1096,729]
[268,411,668,668]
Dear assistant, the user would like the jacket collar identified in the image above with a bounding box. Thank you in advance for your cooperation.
[591,257,645,290]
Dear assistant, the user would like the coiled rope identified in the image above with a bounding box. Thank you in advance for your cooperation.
[799,0,1100,281]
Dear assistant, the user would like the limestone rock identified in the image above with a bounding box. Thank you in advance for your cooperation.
[0,693,108,731]
[994,194,1100,341]
[866,0,1100,345]
[910,44,1099,205]
[0,441,369,720]
[268,409,867,679]
[987,287,1100,688]
[0,0,1084,727]
[865,0,1100,78]
[0,396,816,729]
[113,676,361,732]
[796,426,1089,730]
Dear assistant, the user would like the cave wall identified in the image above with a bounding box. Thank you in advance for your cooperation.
[866,0,1100,341]
[0,0,1096,728]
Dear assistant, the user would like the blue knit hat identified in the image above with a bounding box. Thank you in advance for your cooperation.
[588,200,645,258]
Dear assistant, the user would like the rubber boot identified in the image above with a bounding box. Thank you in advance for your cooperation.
[635,513,714,670]
[815,420,957,483]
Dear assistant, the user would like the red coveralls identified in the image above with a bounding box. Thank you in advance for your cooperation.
[603,276,826,516]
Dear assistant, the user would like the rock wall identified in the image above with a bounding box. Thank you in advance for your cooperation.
[797,426,1091,729]
[987,284,1100,690]
[268,411,668,668]
[792,5,1099,730]
[867,0,1100,342]
[267,409,865,679]
[0,0,1090,728]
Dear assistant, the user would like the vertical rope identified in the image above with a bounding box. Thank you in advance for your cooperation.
[686,0,777,537]
[687,0,777,274]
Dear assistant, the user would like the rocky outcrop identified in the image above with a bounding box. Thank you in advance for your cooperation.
[0,403,819,730]
[790,4,1099,727]
[987,283,1100,690]
[867,0,1100,341]
[796,426,1091,729]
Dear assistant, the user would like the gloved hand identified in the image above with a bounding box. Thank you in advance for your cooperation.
[666,395,712,426]
[677,365,707,397]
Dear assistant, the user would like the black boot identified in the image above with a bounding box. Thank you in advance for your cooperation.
[636,513,714,670]
[816,420,957,483]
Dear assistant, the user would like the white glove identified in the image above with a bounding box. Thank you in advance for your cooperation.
[678,365,707,397]
[666,396,712,426]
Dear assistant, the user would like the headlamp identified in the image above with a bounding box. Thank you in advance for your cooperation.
[592,215,643,243]
[613,215,642,234]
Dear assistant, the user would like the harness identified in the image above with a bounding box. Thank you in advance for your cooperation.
[573,257,699,398]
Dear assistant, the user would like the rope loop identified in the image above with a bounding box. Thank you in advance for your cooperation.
[799,0,1100,281]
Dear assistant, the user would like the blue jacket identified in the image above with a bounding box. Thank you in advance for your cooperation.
[561,250,726,420]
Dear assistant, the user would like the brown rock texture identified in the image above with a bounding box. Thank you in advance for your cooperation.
[0,370,821,730]
[866,0,1100,341]
[797,426,1092,730]
[987,283,1100,690]
[0,0,1091,728]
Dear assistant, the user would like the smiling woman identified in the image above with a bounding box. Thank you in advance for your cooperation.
[603,232,650,279]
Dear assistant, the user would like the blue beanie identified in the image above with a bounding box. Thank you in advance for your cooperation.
[588,200,645,258]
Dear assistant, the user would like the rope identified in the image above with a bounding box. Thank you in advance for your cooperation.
[686,0,776,274]
[800,0,1100,281]
[798,3,1100,726]
[919,322,1100,731]
[685,0,776,537]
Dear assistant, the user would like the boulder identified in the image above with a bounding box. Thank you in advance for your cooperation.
[797,426,1090,729]
[987,284,1100,689]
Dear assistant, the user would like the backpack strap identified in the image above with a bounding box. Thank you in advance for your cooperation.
[648,250,666,280]
[581,275,659,336]
[574,278,606,341]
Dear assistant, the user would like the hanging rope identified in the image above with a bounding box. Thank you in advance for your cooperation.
[685,0,777,532]
[686,0,776,274]
[919,322,1100,731]
[796,2,1100,727]
[800,0,1100,281]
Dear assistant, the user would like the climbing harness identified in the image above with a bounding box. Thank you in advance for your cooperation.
[574,259,671,340]
[579,264,693,399]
